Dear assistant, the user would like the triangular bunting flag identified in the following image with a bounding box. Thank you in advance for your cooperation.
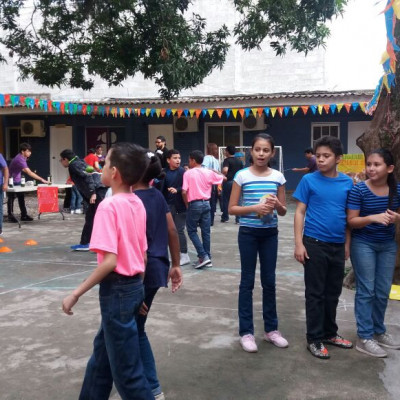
[317,105,323,115]
[323,104,330,114]
[225,109,231,118]
[251,108,258,116]
[244,108,251,118]
[238,109,245,118]
[291,106,299,115]
[257,108,263,117]
[189,109,195,118]
[156,109,161,118]
[277,107,284,117]
[351,102,359,111]
[337,103,343,113]
[344,103,351,113]
[208,109,215,118]
[216,109,223,118]
[264,107,270,117]
[270,108,277,117]
[177,109,183,118]
[310,105,317,115]
[283,107,290,116]
[330,104,337,114]
[232,109,238,119]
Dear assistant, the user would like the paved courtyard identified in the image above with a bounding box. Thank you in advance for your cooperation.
[1,197,400,399]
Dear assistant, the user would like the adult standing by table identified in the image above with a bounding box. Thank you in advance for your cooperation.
[60,149,107,251]
[0,152,9,234]
[292,148,318,174]
[7,143,49,223]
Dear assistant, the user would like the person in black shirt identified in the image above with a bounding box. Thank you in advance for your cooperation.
[221,145,243,223]
[154,136,169,168]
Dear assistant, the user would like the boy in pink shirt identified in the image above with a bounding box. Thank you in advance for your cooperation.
[182,150,223,268]
[62,143,154,400]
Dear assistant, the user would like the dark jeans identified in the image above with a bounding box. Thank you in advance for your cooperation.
[209,185,218,225]
[80,187,107,245]
[303,236,345,343]
[79,275,153,400]
[221,180,233,221]
[169,204,187,253]
[137,287,161,397]
[186,200,211,259]
[238,226,278,336]
[7,191,28,217]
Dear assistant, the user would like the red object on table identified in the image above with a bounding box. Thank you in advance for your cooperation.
[37,186,59,213]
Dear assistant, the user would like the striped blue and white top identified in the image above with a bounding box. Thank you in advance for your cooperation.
[347,181,400,242]
[234,167,286,228]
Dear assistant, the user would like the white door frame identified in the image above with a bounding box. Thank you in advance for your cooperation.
[50,125,73,184]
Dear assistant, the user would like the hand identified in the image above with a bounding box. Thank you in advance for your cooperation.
[62,293,79,315]
[372,212,391,226]
[2,183,8,191]
[253,202,273,216]
[345,245,350,260]
[294,243,309,264]
[139,302,149,316]
[386,209,399,224]
[168,266,183,293]
[168,187,177,194]
[90,194,97,204]
[42,179,49,184]
[265,194,278,210]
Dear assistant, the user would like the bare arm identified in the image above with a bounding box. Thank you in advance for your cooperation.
[229,182,272,216]
[2,166,9,191]
[347,208,391,228]
[62,252,117,315]
[166,212,183,293]
[292,167,310,173]
[182,189,188,208]
[22,167,48,184]
[294,201,309,264]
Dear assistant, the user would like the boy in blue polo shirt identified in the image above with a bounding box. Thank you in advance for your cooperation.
[293,136,354,359]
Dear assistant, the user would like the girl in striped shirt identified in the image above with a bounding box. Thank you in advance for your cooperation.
[229,133,288,353]
[347,148,400,357]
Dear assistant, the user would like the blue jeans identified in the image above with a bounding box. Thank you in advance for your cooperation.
[79,275,153,400]
[238,226,278,336]
[351,237,397,339]
[71,185,83,211]
[137,287,161,397]
[186,200,211,259]
[221,180,233,221]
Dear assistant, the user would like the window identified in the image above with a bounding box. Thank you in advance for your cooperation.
[206,124,241,148]
[311,123,339,147]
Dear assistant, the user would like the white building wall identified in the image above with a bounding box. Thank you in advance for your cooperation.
[0,0,386,100]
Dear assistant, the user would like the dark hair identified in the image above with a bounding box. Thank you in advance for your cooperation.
[314,136,343,156]
[166,149,180,159]
[95,144,103,150]
[141,151,165,184]
[305,147,314,154]
[109,143,149,186]
[189,150,204,165]
[20,142,32,152]
[225,145,236,156]
[87,148,95,155]
[60,149,76,160]
[368,148,398,209]
[251,133,275,151]
[206,143,218,158]
[156,135,166,142]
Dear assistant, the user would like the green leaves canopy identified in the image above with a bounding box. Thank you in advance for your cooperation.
[0,0,347,98]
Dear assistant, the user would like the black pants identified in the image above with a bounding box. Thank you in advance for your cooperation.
[7,192,28,218]
[80,187,107,245]
[303,236,345,343]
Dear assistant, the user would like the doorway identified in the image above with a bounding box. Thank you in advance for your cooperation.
[50,125,72,184]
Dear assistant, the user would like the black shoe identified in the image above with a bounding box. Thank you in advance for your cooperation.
[220,219,229,223]
[8,216,18,223]
[307,342,330,359]
[21,215,34,221]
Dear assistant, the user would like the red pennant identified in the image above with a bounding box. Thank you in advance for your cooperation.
[4,94,10,106]
[160,109,166,117]
[177,109,183,118]
[277,107,283,117]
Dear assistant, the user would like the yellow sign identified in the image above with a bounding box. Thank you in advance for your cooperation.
[389,284,400,301]
[338,154,365,174]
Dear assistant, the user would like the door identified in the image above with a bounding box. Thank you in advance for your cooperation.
[348,121,370,154]
[148,124,174,151]
[50,126,72,184]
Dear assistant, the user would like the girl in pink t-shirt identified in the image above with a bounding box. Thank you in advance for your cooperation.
[62,143,154,399]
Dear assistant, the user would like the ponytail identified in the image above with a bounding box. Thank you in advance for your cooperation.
[140,152,165,184]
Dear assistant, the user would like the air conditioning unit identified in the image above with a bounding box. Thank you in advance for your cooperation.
[20,120,45,137]
[242,115,266,131]
[173,116,199,133]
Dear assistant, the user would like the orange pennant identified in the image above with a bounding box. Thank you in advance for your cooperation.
[344,103,351,113]
[301,106,309,115]
[323,104,330,114]
[195,109,202,118]
[177,109,183,118]
[277,107,283,117]
[238,109,245,118]
[216,109,224,118]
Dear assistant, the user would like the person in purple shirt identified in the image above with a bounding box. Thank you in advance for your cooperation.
[292,148,318,174]
[7,143,49,222]
[0,152,9,234]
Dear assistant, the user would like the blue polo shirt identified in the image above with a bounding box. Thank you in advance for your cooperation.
[293,171,353,243]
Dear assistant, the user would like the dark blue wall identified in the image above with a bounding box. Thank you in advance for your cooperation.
[2,109,372,190]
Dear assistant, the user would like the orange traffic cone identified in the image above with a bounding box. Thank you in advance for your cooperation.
[24,239,38,246]
[0,246,12,253]
[0,238,4,243]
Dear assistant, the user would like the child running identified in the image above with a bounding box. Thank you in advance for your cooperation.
[133,153,183,399]
[293,136,353,360]
[347,148,400,357]
[62,143,154,399]
[229,133,289,353]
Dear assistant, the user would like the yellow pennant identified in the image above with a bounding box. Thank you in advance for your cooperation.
[189,109,195,118]
[156,109,161,118]
[381,50,390,65]
[232,109,238,118]
[318,105,323,115]
[291,106,299,115]
[393,0,400,18]
[337,103,344,113]
[383,75,390,92]
[171,108,177,116]
[270,107,277,117]
[208,109,215,118]
[359,102,367,113]
[119,108,124,118]
[251,108,258,116]
[145,108,151,117]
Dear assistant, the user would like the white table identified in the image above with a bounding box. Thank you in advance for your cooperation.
[6,184,72,228]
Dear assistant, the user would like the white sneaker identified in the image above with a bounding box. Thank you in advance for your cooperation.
[70,210,75,214]
[180,253,190,266]
[240,334,258,353]
[75,209,83,214]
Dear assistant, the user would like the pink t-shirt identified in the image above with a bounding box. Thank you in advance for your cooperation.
[90,193,147,276]
[182,167,223,202]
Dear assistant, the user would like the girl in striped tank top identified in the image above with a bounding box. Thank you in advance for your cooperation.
[229,133,288,353]
[347,148,400,357]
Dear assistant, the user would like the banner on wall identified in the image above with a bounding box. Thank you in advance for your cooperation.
[338,154,365,174]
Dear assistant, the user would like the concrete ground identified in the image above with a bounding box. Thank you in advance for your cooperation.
[1,197,400,400]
